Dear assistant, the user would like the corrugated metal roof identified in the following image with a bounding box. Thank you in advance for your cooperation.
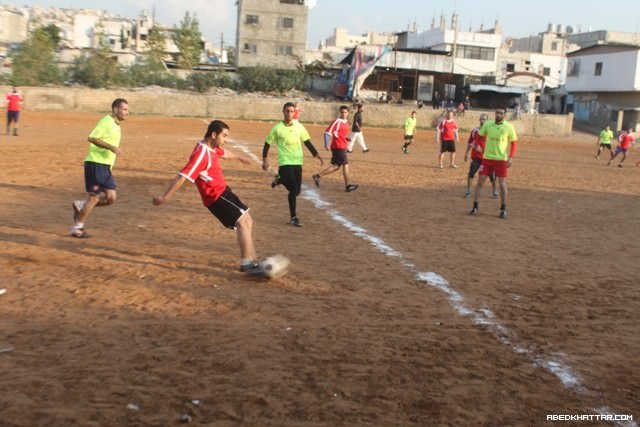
[469,84,530,94]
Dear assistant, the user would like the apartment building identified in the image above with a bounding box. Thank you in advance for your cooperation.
[235,0,309,69]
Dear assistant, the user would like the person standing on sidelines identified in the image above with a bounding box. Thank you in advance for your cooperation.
[463,113,497,198]
[469,107,518,219]
[5,86,23,136]
[153,120,264,275]
[347,103,369,153]
[436,109,459,168]
[263,102,324,227]
[312,105,359,193]
[70,98,129,238]
[608,128,635,167]
[595,125,614,159]
[292,102,301,121]
[401,110,417,154]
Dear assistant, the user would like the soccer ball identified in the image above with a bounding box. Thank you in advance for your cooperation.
[259,254,291,279]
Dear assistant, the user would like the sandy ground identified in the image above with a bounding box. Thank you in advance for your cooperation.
[0,110,639,426]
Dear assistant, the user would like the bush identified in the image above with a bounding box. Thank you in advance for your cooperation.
[237,66,307,93]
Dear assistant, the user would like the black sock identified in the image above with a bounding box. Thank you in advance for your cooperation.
[500,204,506,211]
[473,202,478,209]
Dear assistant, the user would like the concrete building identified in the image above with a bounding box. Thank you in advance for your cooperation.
[565,43,640,131]
[397,14,503,78]
[235,0,309,69]
[0,6,28,44]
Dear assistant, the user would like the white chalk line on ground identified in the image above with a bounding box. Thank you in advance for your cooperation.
[232,138,635,426]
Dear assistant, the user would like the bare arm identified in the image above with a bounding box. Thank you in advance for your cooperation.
[152,175,186,205]
[222,148,251,165]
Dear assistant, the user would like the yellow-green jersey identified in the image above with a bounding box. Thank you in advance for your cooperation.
[403,117,417,136]
[85,115,121,166]
[478,120,518,161]
[599,129,613,144]
[265,121,311,166]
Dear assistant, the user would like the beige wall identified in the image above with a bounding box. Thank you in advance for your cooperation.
[3,86,574,136]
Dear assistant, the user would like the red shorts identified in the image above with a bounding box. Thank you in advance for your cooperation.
[479,159,508,178]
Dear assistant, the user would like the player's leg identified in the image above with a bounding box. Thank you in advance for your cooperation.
[236,212,257,262]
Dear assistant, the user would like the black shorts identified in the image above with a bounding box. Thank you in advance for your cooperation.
[599,143,612,149]
[207,187,249,230]
[84,161,116,194]
[331,149,348,166]
[404,134,414,141]
[441,140,456,153]
[7,110,19,123]
[278,164,302,195]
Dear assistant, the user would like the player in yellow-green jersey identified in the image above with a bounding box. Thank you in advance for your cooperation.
[70,98,129,238]
[262,102,324,227]
[469,107,518,219]
[595,125,614,159]
[401,111,417,154]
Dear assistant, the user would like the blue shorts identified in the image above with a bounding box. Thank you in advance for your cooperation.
[7,110,19,123]
[84,161,116,194]
[615,146,629,154]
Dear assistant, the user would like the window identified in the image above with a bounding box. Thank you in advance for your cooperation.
[245,15,259,25]
[506,63,515,72]
[281,17,294,28]
[595,62,603,76]
[543,67,551,76]
[567,59,580,76]
[455,45,495,61]
[243,43,257,53]
[277,45,293,55]
[280,0,304,4]
[551,41,559,51]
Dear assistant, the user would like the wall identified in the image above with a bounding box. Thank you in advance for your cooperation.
[3,86,574,136]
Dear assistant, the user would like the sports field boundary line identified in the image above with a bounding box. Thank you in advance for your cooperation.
[231,138,635,426]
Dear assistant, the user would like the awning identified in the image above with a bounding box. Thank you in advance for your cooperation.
[469,84,531,95]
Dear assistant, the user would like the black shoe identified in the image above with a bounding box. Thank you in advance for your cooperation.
[499,209,507,219]
[469,207,479,216]
[289,216,302,227]
[240,261,265,277]
[239,260,260,272]
[70,228,91,238]
[312,174,320,188]
[363,149,370,153]
[618,164,624,168]
[271,175,281,188]
[346,184,359,192]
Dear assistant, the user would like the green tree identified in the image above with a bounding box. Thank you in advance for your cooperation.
[172,12,203,69]
[11,26,62,85]
[41,24,62,48]
[146,25,168,69]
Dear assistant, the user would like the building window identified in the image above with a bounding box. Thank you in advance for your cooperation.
[245,15,259,25]
[506,63,515,72]
[567,59,580,76]
[277,45,293,55]
[595,62,603,76]
[455,45,495,61]
[280,17,294,28]
[551,41,559,51]
[543,67,551,76]
[280,0,304,4]
[243,43,257,53]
